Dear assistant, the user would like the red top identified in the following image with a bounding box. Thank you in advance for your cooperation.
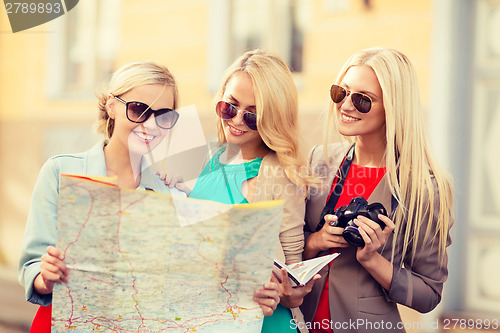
[30,304,51,332]
[310,163,386,333]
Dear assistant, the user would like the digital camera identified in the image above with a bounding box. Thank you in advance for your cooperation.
[331,197,388,247]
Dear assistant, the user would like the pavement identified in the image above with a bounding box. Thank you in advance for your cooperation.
[0,266,38,333]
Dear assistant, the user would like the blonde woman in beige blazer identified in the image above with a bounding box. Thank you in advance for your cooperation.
[169,49,319,332]
[300,48,454,333]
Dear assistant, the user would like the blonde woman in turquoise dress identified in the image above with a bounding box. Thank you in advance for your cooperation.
[173,50,319,332]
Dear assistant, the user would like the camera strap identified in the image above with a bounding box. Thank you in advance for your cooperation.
[315,144,400,232]
[316,144,355,232]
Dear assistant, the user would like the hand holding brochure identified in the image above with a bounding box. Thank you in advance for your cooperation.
[273,253,340,287]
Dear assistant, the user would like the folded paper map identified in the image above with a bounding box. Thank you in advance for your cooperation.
[52,174,283,332]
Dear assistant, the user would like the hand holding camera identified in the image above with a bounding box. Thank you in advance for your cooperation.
[329,197,388,247]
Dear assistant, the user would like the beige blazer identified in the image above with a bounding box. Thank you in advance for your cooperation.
[251,151,309,333]
[300,143,453,333]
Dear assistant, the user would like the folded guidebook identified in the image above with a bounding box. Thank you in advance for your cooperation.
[273,253,340,287]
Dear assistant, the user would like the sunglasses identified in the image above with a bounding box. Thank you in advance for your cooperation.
[114,96,179,129]
[330,84,372,113]
[216,101,258,131]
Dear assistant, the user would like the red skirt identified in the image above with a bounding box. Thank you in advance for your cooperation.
[30,304,51,333]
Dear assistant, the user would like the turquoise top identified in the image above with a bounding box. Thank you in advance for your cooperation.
[189,146,262,204]
[189,146,297,333]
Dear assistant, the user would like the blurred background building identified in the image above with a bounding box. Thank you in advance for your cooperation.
[0,0,499,331]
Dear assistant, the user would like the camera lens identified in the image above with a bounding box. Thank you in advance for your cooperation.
[343,225,365,247]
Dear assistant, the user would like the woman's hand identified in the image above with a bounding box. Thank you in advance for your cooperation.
[272,268,320,308]
[157,172,192,195]
[353,214,395,291]
[254,282,280,316]
[34,246,69,294]
[355,214,395,263]
[304,214,349,259]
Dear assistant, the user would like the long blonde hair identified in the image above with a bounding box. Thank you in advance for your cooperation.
[215,49,315,192]
[326,47,454,264]
[95,61,178,140]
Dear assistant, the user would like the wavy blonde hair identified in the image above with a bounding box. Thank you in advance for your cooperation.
[95,61,178,140]
[325,47,454,264]
[215,49,315,192]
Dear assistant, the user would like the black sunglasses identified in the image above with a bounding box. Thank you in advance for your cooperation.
[216,101,258,131]
[114,96,179,129]
[330,84,372,114]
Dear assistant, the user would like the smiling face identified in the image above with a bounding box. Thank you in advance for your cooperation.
[220,71,265,156]
[335,65,386,142]
[107,84,175,157]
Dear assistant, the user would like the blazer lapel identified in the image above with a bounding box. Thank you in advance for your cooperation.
[368,174,393,215]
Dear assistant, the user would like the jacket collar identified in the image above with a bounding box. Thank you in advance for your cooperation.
[85,141,108,177]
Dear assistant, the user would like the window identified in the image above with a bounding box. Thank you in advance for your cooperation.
[208,0,309,92]
[467,0,500,314]
[46,0,120,98]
